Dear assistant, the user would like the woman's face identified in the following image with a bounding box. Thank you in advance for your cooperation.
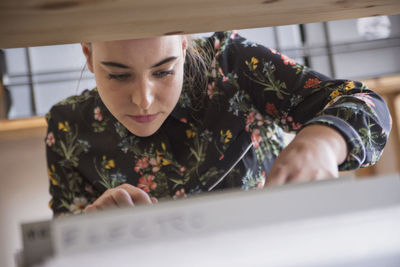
[82,36,187,137]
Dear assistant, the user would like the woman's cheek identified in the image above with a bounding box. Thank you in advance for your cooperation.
[168,78,183,99]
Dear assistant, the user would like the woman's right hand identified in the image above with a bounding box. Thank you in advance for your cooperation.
[84,184,156,213]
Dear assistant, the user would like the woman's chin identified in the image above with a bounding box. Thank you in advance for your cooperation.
[125,123,162,137]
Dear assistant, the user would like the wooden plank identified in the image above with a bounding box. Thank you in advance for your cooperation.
[0,117,47,140]
[361,74,400,95]
[0,117,46,132]
[1,0,400,48]
[386,93,400,173]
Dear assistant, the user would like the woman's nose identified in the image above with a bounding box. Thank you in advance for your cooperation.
[131,79,154,110]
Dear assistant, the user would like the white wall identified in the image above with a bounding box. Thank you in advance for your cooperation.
[0,136,52,267]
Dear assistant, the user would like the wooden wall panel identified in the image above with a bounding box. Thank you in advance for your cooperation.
[1,0,400,48]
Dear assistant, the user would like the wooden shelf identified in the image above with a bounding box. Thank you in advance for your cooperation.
[361,74,400,95]
[0,117,47,141]
[1,0,400,49]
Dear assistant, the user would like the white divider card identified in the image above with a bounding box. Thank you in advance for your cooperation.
[40,205,400,267]
[50,174,400,259]
[21,220,53,266]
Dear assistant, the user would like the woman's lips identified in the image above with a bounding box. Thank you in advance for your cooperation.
[128,113,159,123]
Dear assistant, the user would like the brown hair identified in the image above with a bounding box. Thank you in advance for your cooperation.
[182,36,213,109]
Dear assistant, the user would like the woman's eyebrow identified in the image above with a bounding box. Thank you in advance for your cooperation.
[100,56,178,69]
[150,56,178,68]
[100,61,131,69]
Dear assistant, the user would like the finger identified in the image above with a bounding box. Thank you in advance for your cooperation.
[286,174,307,184]
[266,174,286,186]
[84,204,98,213]
[150,197,158,204]
[92,190,118,210]
[314,169,338,181]
[286,167,337,184]
[265,166,288,187]
[111,188,135,207]
[286,169,314,184]
[118,184,152,205]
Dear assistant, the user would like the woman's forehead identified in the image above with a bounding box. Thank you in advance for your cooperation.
[92,35,183,68]
[94,35,181,52]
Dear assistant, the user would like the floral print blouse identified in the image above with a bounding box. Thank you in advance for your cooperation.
[45,31,391,216]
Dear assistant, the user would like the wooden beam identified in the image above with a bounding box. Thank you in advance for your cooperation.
[1,0,400,49]
[360,74,400,95]
[385,93,400,173]
[0,117,47,140]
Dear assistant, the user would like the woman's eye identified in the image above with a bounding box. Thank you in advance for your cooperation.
[108,73,131,81]
[154,70,174,78]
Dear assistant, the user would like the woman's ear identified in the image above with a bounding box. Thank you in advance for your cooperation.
[181,35,188,58]
[81,42,94,73]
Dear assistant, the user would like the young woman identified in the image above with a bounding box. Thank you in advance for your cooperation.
[45,31,391,216]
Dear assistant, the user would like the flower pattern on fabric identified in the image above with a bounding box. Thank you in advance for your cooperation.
[138,174,157,193]
[69,197,88,214]
[46,132,55,147]
[45,31,391,217]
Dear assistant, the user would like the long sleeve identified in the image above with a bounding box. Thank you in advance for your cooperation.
[213,31,391,171]
[45,105,93,217]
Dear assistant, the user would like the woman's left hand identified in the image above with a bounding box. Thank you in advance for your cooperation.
[265,125,348,186]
